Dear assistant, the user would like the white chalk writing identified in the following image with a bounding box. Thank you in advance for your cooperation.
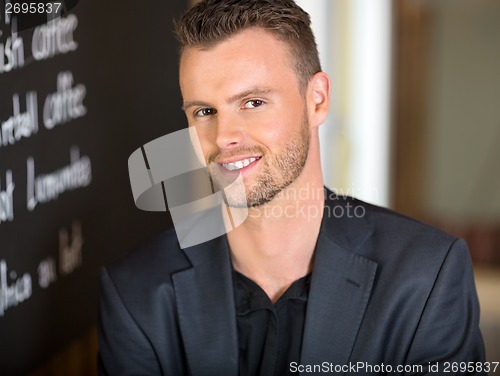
[0,92,39,148]
[0,170,15,224]
[38,257,57,288]
[0,260,32,317]
[26,146,92,211]
[43,71,87,129]
[32,14,78,61]
[0,29,24,74]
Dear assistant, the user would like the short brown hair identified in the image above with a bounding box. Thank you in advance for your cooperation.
[175,0,322,91]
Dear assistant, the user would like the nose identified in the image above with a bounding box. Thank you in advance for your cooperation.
[214,112,245,150]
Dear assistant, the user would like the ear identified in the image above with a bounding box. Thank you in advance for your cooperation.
[306,72,331,128]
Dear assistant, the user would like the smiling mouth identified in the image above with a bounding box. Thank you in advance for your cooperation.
[220,157,261,171]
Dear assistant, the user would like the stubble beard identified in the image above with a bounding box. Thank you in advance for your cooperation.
[208,112,311,208]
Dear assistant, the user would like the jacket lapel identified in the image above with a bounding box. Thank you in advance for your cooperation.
[172,236,238,376]
[300,196,378,372]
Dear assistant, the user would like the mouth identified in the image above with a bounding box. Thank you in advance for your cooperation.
[211,156,263,176]
[220,156,261,171]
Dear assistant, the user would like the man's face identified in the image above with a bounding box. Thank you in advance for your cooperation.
[179,28,311,208]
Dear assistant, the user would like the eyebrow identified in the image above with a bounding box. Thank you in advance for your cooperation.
[182,86,275,112]
[226,87,275,104]
[182,101,211,112]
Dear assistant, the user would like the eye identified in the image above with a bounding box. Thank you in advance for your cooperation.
[194,108,217,118]
[242,99,265,109]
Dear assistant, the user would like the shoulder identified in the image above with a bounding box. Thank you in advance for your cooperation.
[329,195,485,363]
[98,227,192,373]
[360,197,455,245]
[322,192,464,273]
[102,227,191,299]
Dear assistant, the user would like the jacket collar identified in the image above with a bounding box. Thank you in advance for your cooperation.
[172,189,378,375]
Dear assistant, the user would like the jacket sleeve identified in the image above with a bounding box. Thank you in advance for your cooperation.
[98,267,162,376]
[404,239,487,375]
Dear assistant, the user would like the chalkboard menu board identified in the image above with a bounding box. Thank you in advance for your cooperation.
[0,0,187,373]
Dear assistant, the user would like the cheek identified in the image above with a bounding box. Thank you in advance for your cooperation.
[251,112,299,147]
[200,139,219,162]
[190,126,218,162]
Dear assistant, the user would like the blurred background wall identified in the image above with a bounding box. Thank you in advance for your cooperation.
[0,0,498,374]
[393,0,500,364]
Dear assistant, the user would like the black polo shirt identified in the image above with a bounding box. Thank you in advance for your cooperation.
[233,270,312,376]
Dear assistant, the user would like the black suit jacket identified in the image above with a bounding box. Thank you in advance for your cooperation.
[98,193,485,375]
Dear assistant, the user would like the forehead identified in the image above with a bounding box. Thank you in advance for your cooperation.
[179,28,299,98]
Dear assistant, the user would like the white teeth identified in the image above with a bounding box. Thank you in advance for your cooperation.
[222,157,258,170]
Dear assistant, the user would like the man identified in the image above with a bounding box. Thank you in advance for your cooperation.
[98,0,485,375]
